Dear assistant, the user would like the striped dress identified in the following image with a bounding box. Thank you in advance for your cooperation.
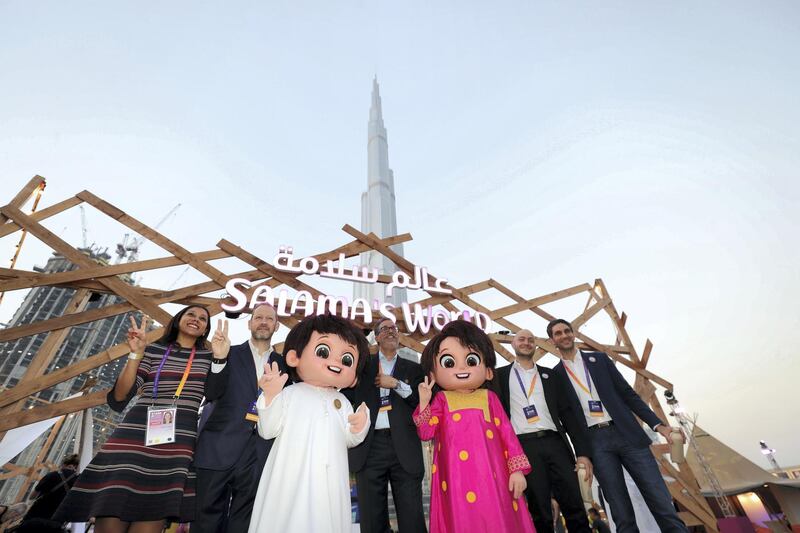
[55,342,212,523]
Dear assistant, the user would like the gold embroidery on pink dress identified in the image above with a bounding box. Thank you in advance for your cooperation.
[442,389,491,423]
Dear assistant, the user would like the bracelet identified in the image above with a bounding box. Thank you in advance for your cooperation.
[127,352,143,361]
[212,357,228,364]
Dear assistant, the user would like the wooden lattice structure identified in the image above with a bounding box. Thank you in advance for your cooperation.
[0,176,718,530]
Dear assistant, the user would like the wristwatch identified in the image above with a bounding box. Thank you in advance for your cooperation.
[127,352,143,361]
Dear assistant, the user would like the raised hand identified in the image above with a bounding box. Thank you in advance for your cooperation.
[348,402,368,434]
[127,314,148,355]
[211,319,231,359]
[258,361,288,401]
[418,375,436,411]
[508,471,527,499]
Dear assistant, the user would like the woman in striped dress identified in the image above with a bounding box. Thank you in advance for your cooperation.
[56,305,230,533]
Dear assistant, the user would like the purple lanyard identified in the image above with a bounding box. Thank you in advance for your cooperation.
[151,344,174,402]
[512,368,537,405]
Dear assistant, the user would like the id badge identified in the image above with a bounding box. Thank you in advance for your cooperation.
[523,405,540,423]
[245,390,261,423]
[588,400,604,417]
[245,400,259,423]
[146,406,177,446]
[379,395,392,412]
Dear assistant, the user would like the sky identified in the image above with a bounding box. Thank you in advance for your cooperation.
[1,1,798,470]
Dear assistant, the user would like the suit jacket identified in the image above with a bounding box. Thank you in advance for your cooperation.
[495,363,591,458]
[195,341,289,470]
[347,353,425,475]
[554,351,663,449]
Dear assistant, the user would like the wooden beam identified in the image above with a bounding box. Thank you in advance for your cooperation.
[0,289,91,441]
[0,249,230,292]
[570,296,611,330]
[77,191,229,284]
[487,279,674,389]
[595,279,641,364]
[13,411,66,502]
[0,195,82,239]
[488,283,592,321]
[0,327,162,409]
[641,338,654,368]
[0,176,45,226]
[341,225,462,315]
[0,205,172,325]
[0,390,108,433]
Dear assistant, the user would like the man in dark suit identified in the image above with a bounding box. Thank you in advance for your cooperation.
[496,329,592,533]
[548,318,688,533]
[348,318,426,533]
[195,303,289,533]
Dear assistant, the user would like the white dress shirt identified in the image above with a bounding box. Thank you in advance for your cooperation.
[374,352,412,430]
[249,340,273,381]
[562,352,613,427]
[508,361,558,434]
[210,340,273,380]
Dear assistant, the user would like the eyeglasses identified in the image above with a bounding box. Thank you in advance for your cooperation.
[378,325,399,335]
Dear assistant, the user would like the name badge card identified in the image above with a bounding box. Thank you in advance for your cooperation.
[146,406,177,446]
[246,400,259,423]
[588,400,604,417]
[523,405,540,424]
[379,395,392,412]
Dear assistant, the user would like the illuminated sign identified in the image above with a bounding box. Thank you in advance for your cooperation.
[220,246,491,334]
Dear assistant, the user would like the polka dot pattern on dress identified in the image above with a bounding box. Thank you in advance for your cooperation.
[486,429,494,439]
[452,413,462,422]
[466,491,477,503]
[459,450,469,461]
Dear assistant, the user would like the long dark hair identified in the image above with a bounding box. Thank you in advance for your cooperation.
[157,305,212,349]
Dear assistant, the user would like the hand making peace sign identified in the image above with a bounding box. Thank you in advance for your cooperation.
[418,375,436,411]
[127,314,149,355]
[211,319,231,359]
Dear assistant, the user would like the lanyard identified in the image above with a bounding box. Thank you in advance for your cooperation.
[152,344,197,403]
[563,356,593,397]
[512,367,538,405]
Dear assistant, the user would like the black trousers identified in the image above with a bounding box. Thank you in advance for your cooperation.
[519,431,591,533]
[195,432,267,533]
[355,429,426,533]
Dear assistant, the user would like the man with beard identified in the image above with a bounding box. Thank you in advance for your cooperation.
[495,329,593,533]
[195,303,290,533]
[548,319,687,533]
[348,318,426,533]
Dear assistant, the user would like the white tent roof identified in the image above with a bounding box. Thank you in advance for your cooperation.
[687,425,800,495]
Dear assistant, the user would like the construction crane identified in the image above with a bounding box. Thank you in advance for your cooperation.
[1,181,46,307]
[79,205,89,249]
[664,390,736,517]
[114,204,181,264]
[760,440,789,479]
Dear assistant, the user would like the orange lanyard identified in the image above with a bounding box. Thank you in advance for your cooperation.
[563,358,593,397]
[152,344,196,403]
